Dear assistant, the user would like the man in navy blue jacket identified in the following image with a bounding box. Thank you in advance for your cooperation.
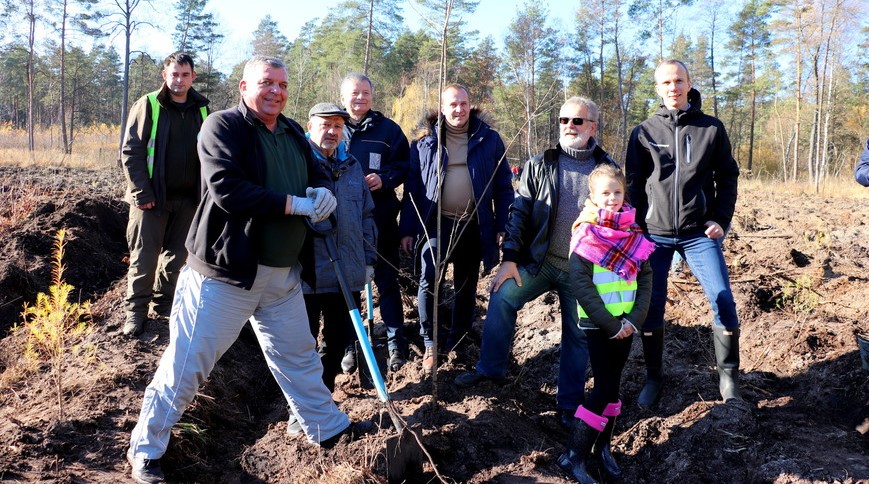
[856,138,869,187]
[400,84,513,375]
[340,73,410,373]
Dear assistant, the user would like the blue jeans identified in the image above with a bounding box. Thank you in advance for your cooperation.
[417,218,481,348]
[646,233,738,330]
[476,261,588,411]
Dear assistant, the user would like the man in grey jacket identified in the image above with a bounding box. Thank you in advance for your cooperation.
[302,102,377,394]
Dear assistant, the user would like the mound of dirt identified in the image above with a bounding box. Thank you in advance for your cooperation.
[0,166,867,483]
[0,167,127,335]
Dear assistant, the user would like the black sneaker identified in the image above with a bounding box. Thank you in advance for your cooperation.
[340,345,357,374]
[454,371,501,388]
[388,349,406,372]
[319,420,376,449]
[126,447,165,484]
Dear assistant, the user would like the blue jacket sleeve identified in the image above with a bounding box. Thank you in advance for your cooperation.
[399,140,423,238]
[491,133,514,234]
[856,138,869,187]
[363,182,378,265]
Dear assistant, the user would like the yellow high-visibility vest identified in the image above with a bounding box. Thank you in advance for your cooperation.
[578,264,637,319]
[145,90,208,178]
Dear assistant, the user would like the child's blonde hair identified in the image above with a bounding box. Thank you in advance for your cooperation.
[588,163,626,193]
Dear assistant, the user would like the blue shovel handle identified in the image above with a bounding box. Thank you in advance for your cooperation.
[306,216,391,402]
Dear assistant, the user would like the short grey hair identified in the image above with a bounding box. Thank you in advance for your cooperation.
[341,72,374,92]
[243,55,286,80]
[563,96,599,123]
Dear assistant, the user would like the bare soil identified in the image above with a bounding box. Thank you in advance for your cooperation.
[0,166,867,483]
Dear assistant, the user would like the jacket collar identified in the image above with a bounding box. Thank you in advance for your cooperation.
[156,83,209,108]
[544,140,610,164]
[416,108,491,141]
[655,87,703,120]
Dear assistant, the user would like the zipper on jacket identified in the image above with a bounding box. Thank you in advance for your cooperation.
[685,134,692,165]
[672,123,680,235]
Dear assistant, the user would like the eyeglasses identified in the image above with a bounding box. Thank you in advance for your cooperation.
[558,117,594,126]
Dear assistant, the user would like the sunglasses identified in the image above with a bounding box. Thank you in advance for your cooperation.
[558,117,594,126]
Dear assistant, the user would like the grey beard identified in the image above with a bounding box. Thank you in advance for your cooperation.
[559,135,589,151]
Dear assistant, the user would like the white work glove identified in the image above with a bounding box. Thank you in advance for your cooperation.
[306,187,337,222]
[365,265,375,283]
[289,195,316,217]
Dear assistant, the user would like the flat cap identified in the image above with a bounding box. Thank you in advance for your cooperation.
[309,102,350,119]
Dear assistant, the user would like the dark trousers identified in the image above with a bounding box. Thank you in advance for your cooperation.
[584,328,633,414]
[417,217,481,349]
[304,291,360,392]
[124,198,196,321]
[374,215,406,352]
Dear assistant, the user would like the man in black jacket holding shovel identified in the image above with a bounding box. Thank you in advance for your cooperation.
[126,56,371,484]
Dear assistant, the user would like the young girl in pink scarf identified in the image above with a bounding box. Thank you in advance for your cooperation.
[557,163,655,483]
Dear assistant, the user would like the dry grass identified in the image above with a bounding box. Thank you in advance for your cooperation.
[0,125,119,169]
[1,125,866,198]
[741,175,869,198]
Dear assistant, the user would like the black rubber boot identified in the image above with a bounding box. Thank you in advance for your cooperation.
[638,327,664,407]
[557,413,603,484]
[713,326,741,402]
[593,402,622,479]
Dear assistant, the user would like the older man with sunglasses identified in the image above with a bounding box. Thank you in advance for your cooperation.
[455,96,618,426]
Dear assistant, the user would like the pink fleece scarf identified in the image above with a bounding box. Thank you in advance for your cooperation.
[570,199,656,282]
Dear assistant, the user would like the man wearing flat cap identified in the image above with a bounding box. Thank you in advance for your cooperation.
[297,103,377,403]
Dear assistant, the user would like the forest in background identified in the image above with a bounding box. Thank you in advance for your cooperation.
[0,0,867,188]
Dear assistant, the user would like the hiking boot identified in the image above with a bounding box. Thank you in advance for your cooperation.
[713,326,742,402]
[341,345,357,374]
[388,349,406,372]
[422,346,435,374]
[123,318,144,337]
[127,447,165,484]
[638,327,664,407]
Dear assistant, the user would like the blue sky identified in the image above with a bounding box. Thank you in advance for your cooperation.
[134,0,579,71]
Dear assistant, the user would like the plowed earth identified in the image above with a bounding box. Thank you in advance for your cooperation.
[0,166,867,483]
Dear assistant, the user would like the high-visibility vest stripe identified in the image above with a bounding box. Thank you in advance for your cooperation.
[578,264,637,319]
[146,90,208,178]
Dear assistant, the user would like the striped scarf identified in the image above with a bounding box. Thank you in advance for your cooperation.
[570,199,656,282]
